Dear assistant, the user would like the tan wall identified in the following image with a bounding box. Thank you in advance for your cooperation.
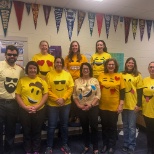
[0,5,153,77]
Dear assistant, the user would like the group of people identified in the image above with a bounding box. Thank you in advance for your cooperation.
[0,40,153,154]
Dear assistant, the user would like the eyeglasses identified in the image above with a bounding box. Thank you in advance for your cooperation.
[6,53,18,57]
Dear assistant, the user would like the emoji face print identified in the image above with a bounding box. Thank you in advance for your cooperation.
[27,82,44,104]
[4,77,18,93]
[124,78,135,94]
[93,57,106,66]
[37,60,53,75]
[54,80,66,91]
[143,86,154,103]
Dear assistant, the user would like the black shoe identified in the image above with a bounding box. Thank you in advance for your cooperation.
[121,146,128,152]
[101,145,107,153]
[81,148,89,154]
[108,148,114,154]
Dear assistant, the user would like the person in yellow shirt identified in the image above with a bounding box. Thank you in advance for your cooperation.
[64,41,88,123]
[32,40,55,79]
[142,61,154,154]
[45,57,74,154]
[121,57,143,154]
[98,58,125,154]
[91,40,111,78]
[15,61,48,154]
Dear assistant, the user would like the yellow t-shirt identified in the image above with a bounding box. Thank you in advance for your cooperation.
[64,54,88,80]
[32,53,54,78]
[142,77,154,118]
[122,73,143,110]
[0,60,24,99]
[15,76,48,110]
[73,77,101,105]
[91,52,111,78]
[98,73,125,111]
[46,69,74,107]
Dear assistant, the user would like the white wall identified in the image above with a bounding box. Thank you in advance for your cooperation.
[0,4,154,77]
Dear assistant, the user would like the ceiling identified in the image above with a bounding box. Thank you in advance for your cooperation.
[16,0,154,20]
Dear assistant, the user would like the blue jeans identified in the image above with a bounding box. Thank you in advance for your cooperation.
[122,109,138,151]
[47,104,70,148]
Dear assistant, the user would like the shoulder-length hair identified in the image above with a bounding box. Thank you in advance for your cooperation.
[25,61,40,75]
[104,58,119,73]
[122,57,140,76]
[95,40,108,53]
[54,56,64,69]
[80,62,93,77]
[68,41,82,62]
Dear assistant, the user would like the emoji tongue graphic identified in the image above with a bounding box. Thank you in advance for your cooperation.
[146,97,149,102]
[131,89,135,94]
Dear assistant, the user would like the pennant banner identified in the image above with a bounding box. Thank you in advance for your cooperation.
[0,0,12,36]
[96,13,103,37]
[54,7,63,33]
[13,1,24,30]
[32,4,40,29]
[105,14,112,38]
[25,3,31,15]
[124,17,131,43]
[43,5,51,25]
[139,19,145,41]
[113,15,119,32]
[132,18,138,40]
[77,10,86,35]
[88,12,95,36]
[146,20,152,40]
[65,9,76,41]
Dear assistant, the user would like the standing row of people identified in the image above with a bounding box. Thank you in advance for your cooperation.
[0,40,153,154]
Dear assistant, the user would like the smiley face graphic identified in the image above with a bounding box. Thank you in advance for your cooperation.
[124,78,135,94]
[143,86,154,102]
[27,82,44,104]
[93,57,106,66]
[54,80,66,91]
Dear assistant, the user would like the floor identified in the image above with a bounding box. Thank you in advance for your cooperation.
[13,126,148,154]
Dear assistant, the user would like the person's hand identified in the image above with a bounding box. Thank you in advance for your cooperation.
[117,104,123,114]
[82,103,91,111]
[24,105,36,113]
[56,98,65,106]
[134,105,140,113]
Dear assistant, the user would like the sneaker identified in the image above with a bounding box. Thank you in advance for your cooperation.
[121,146,128,152]
[61,144,71,154]
[127,149,134,154]
[45,147,52,154]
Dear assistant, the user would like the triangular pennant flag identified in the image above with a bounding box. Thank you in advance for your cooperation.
[146,20,152,40]
[32,4,40,29]
[124,17,131,43]
[113,15,119,32]
[65,9,76,41]
[43,5,51,25]
[96,13,103,37]
[132,18,138,40]
[139,19,145,41]
[54,7,63,33]
[77,10,86,35]
[104,14,112,38]
[13,1,24,30]
[25,3,31,15]
[0,0,12,36]
[88,12,95,36]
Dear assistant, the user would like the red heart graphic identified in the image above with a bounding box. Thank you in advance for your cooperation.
[110,89,116,94]
[115,76,120,81]
[37,60,44,66]
[46,60,53,67]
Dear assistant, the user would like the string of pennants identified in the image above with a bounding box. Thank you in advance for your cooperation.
[0,0,153,43]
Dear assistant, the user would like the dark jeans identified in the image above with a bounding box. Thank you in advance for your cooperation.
[69,96,78,119]
[78,106,99,150]
[144,116,154,154]
[0,99,19,154]
[99,110,118,149]
[19,107,46,153]
[47,104,70,148]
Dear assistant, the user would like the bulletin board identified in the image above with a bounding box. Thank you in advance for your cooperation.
[0,36,28,67]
